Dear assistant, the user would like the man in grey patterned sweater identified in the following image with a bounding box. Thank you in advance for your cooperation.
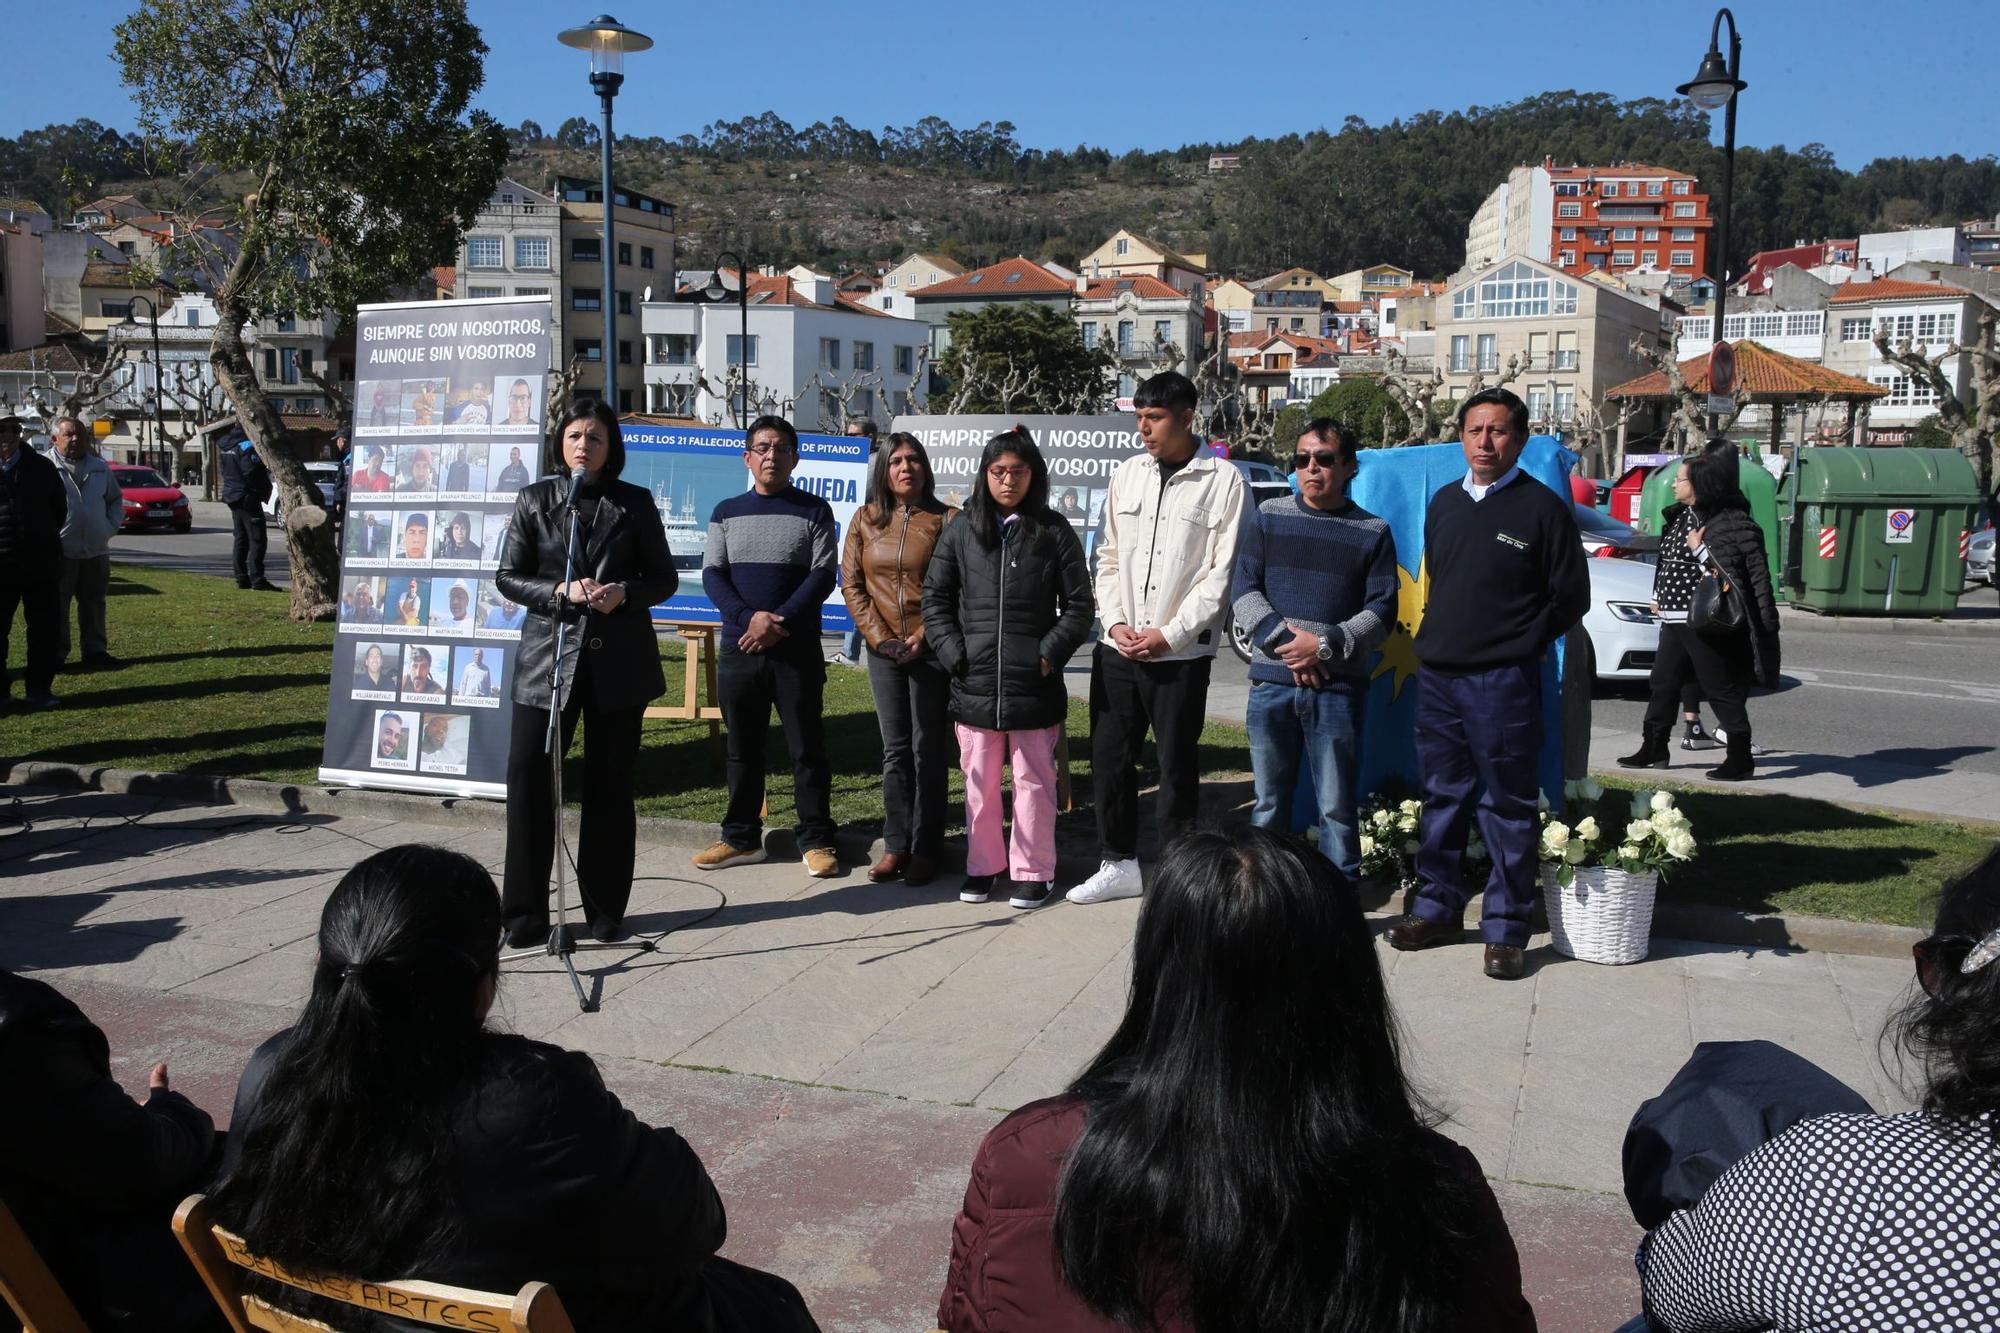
[1229,419,1397,875]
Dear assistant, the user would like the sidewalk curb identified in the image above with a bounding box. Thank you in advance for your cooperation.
[5,760,1930,960]
[1778,606,2000,635]
[1584,764,2000,834]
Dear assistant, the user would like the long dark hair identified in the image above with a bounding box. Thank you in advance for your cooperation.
[1894,846,2000,1140]
[1054,830,1474,1332]
[964,426,1051,549]
[553,399,625,482]
[1684,448,1746,516]
[209,845,502,1276]
[862,430,939,525]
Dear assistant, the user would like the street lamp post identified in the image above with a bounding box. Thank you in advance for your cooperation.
[703,252,753,428]
[1678,8,1746,441]
[558,15,652,411]
[121,295,168,471]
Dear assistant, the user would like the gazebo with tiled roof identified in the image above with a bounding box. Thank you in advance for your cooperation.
[1605,339,1886,452]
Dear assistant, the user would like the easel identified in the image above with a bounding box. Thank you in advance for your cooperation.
[644,619,725,768]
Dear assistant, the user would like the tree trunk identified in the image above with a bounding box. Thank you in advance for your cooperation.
[210,300,339,621]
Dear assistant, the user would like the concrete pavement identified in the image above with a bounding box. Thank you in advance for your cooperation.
[1,783,1928,1331]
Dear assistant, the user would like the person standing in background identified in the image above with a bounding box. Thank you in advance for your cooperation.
[50,417,123,669]
[218,434,277,591]
[0,415,68,710]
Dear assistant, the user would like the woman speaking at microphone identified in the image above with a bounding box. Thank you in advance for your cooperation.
[496,400,677,947]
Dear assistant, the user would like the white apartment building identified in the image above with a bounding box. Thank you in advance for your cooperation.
[641,280,924,431]
[1859,227,1969,277]
[1821,277,1989,438]
[1674,308,1828,363]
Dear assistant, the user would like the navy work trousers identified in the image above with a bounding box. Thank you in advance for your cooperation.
[1412,659,1543,948]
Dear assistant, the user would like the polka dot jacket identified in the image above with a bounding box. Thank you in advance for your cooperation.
[1652,506,1703,623]
[1640,1111,2000,1332]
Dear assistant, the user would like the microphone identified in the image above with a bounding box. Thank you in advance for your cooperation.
[562,466,585,511]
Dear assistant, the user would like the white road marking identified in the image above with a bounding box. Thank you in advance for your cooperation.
[1782,668,1998,703]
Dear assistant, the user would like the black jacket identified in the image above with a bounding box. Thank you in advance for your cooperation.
[1698,502,1781,689]
[0,969,218,1331]
[217,444,271,507]
[495,477,678,711]
[223,1030,811,1333]
[0,447,67,574]
[922,510,1093,732]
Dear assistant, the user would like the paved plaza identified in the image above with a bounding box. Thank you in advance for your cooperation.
[0,781,1929,1330]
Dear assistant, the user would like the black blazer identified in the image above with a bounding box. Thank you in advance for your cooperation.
[495,477,677,710]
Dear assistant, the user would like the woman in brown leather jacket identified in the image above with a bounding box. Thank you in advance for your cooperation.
[842,431,955,885]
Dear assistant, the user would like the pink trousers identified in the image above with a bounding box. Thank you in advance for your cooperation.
[954,721,1062,880]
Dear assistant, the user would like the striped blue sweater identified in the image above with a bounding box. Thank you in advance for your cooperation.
[1229,494,1398,688]
[702,485,837,652]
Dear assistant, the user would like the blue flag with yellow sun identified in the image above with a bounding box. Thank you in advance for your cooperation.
[1345,436,1575,806]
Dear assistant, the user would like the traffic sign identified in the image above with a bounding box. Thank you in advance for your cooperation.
[1708,339,1736,395]
[1885,508,1916,545]
[1705,394,1735,418]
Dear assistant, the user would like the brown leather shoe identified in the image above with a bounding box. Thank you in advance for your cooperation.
[868,852,910,883]
[904,854,938,887]
[1483,944,1526,981]
[1385,914,1462,951]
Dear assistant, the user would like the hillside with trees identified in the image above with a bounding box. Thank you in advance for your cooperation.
[7,92,1999,282]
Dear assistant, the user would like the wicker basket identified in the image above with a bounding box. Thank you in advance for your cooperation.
[1543,865,1658,965]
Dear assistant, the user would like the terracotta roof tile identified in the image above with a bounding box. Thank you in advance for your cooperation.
[1076,275,1185,301]
[0,341,97,373]
[1605,340,1886,401]
[1827,278,1964,305]
[910,256,1075,299]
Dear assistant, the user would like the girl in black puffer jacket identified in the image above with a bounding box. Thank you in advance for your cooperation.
[922,429,1094,907]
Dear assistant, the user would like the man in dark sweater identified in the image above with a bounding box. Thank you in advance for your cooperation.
[1230,418,1396,877]
[695,415,843,878]
[1387,388,1589,980]
[0,415,68,711]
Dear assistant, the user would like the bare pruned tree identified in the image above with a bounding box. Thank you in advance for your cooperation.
[1380,346,1445,445]
[26,343,130,423]
[1463,351,1527,401]
[1629,335,1748,446]
[1873,302,2000,499]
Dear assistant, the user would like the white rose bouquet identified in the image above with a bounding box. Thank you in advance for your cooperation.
[1537,781,1697,885]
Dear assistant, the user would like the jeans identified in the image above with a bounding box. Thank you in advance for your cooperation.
[228,502,267,584]
[1088,644,1211,859]
[0,576,60,696]
[956,721,1062,880]
[502,660,645,931]
[717,647,836,853]
[1246,680,1364,878]
[57,554,111,659]
[867,652,950,858]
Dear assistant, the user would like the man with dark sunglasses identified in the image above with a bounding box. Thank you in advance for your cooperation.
[1229,419,1397,876]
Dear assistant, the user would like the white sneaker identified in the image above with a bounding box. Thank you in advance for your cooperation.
[1067,858,1143,905]
[1710,728,1768,756]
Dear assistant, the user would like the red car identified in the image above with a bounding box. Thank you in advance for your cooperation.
[109,464,193,533]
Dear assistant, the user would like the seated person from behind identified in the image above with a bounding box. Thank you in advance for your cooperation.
[207,845,820,1332]
[937,829,1536,1333]
[1640,844,2000,1332]
[0,968,220,1331]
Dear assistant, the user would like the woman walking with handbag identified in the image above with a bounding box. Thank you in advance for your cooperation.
[1619,450,1779,780]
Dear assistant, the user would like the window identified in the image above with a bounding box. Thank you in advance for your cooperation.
[1451,261,1580,320]
[1679,317,1713,341]
[467,235,502,268]
[617,242,631,265]
[1917,311,1958,346]
[1878,314,1915,344]
[1527,387,1549,421]
[1644,229,1660,242]
[1602,182,1619,197]
[620,388,633,413]
[893,390,910,414]
[1118,320,1135,353]
[570,238,600,263]
[1290,317,1305,331]
[1155,319,1173,346]
[618,339,633,365]
[1554,387,1576,422]
[639,245,655,270]
[1555,183,1580,196]
[1673,203,1697,218]
[1449,335,1469,372]
[1744,313,1785,340]
[1476,333,1497,373]
[1670,250,1695,267]
[1555,330,1579,370]
[1785,312,1824,339]
[513,236,550,269]
[819,337,841,371]
[573,338,602,363]
[1557,202,1582,219]
[894,344,915,374]
[1611,251,1635,266]
[1528,331,1549,368]
[1673,228,1696,241]
[1081,322,1099,350]
[513,285,548,298]
[1560,227,1577,241]
[185,309,200,327]
[279,347,300,385]
[1647,181,1664,197]
[659,384,695,415]
[852,342,874,372]
[1673,180,1692,195]
[657,334,695,365]
[1559,250,1575,267]
[726,333,758,366]
[1115,238,1129,255]
[571,287,601,311]
[1641,251,1658,266]
[1613,228,1637,242]
[468,285,504,299]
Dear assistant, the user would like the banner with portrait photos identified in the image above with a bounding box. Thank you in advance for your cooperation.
[619,422,866,632]
[318,296,552,797]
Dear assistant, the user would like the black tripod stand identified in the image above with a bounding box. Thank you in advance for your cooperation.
[500,475,652,1013]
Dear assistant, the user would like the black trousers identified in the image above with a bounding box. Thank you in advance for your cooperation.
[718,648,836,853]
[866,652,951,858]
[0,575,60,696]
[502,666,645,931]
[1644,623,1751,739]
[1088,644,1212,859]
[228,502,267,584]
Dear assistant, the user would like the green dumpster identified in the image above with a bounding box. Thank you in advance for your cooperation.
[1778,448,1981,615]
[1635,453,1782,597]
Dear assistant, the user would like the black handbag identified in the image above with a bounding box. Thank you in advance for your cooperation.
[1688,567,1746,638]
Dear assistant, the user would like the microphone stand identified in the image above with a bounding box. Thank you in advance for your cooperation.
[500,472,648,1013]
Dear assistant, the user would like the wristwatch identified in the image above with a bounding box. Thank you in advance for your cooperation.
[1314,638,1336,663]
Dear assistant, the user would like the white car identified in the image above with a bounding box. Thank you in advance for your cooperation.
[264,460,343,518]
[1968,524,1995,587]
[1579,555,1661,681]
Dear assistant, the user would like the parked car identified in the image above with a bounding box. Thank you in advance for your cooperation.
[107,464,193,533]
[1968,523,1995,587]
[263,460,343,518]
[1231,458,1292,509]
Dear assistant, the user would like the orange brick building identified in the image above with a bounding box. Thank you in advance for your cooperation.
[1544,162,1712,280]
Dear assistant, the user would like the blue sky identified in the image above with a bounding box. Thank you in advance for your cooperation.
[9,0,1993,169]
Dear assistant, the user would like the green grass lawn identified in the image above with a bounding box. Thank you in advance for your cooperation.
[6,564,1988,927]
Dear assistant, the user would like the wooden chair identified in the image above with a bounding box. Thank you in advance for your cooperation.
[172,1195,576,1333]
[0,1195,89,1333]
